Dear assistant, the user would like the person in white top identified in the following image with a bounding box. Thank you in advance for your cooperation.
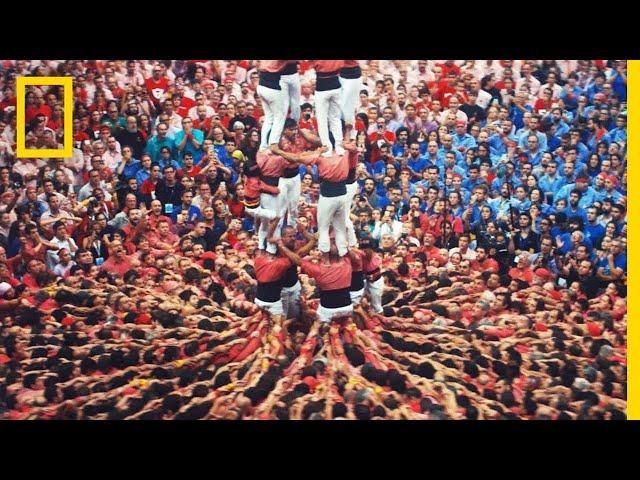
[469,77,493,110]
[538,72,563,99]
[516,63,541,96]
[448,233,477,261]
[439,96,468,124]
[188,93,216,120]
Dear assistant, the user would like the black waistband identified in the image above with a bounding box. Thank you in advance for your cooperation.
[320,288,351,309]
[260,175,280,187]
[320,180,347,197]
[281,264,298,288]
[283,167,299,178]
[316,76,341,92]
[259,71,282,90]
[366,267,381,282]
[340,66,362,79]
[350,271,365,291]
[257,281,282,303]
[281,63,298,75]
[243,197,260,208]
[347,167,356,183]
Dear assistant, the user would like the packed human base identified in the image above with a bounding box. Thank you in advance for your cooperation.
[0,60,627,420]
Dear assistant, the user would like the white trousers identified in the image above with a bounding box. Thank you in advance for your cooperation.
[258,188,285,254]
[255,298,284,317]
[365,276,385,313]
[317,303,353,324]
[344,181,359,248]
[315,88,344,155]
[317,193,348,256]
[339,76,361,140]
[280,73,301,122]
[350,287,365,306]
[279,175,301,228]
[245,204,277,223]
[257,84,286,149]
[281,280,302,320]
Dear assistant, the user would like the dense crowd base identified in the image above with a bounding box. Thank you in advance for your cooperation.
[0,264,626,420]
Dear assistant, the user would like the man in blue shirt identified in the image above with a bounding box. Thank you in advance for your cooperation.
[135,154,153,186]
[538,160,563,202]
[597,238,626,283]
[608,115,627,147]
[562,190,588,223]
[404,142,428,183]
[438,134,464,165]
[174,117,204,165]
[517,114,547,152]
[144,122,175,163]
[554,176,597,210]
[116,145,141,181]
[451,120,476,153]
[170,189,203,225]
[584,206,606,246]
[488,119,516,159]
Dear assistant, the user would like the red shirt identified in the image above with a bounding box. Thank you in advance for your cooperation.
[254,254,291,283]
[363,252,381,274]
[25,104,52,123]
[301,256,352,290]
[313,60,345,73]
[471,258,500,273]
[508,266,534,284]
[301,153,348,182]
[259,61,289,73]
[257,151,287,178]
[144,77,170,104]
[101,256,134,277]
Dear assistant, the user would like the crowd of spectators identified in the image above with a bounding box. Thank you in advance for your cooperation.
[0,59,627,420]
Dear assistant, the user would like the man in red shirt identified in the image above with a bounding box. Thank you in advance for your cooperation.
[101,241,139,278]
[470,246,499,273]
[144,66,170,107]
[277,237,354,324]
[277,118,321,229]
[254,217,290,319]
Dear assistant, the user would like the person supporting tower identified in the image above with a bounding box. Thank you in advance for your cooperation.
[280,61,301,122]
[339,60,362,140]
[360,236,385,314]
[278,118,321,229]
[313,60,345,156]
[257,60,287,150]
[276,237,353,324]
[278,225,316,322]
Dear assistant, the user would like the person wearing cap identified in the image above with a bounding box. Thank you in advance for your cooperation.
[339,61,362,141]
[313,60,346,157]
[602,175,623,203]
[256,60,288,151]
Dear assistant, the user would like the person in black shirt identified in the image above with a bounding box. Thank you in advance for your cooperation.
[509,212,539,255]
[228,102,258,132]
[115,116,147,159]
[155,165,185,215]
[562,259,601,299]
[459,91,487,124]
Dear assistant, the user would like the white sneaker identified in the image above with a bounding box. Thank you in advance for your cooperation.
[321,149,333,157]
[335,146,345,156]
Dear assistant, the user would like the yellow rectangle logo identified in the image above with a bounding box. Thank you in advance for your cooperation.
[15,76,73,158]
